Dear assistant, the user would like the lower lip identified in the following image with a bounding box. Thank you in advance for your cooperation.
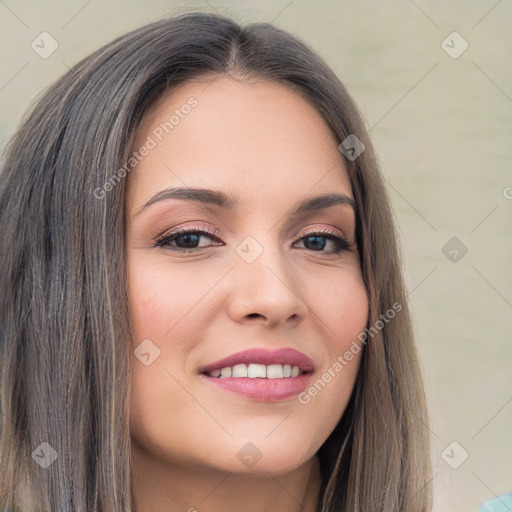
[199,373,314,401]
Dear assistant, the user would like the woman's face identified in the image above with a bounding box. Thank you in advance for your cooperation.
[125,76,368,477]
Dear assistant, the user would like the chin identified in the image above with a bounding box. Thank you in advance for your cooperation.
[200,438,315,477]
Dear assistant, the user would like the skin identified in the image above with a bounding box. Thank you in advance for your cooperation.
[125,75,369,512]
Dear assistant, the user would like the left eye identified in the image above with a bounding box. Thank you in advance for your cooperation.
[154,229,351,254]
[294,232,351,254]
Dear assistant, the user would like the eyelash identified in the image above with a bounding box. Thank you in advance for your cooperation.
[153,226,352,255]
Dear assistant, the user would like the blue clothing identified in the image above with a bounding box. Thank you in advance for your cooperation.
[478,493,512,511]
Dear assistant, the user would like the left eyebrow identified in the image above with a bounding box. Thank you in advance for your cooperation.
[288,193,357,216]
[134,187,357,216]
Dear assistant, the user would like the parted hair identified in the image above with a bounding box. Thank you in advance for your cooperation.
[0,11,432,511]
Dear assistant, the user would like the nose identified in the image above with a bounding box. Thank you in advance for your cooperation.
[226,243,309,328]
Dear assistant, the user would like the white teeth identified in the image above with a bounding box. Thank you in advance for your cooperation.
[248,364,266,378]
[232,364,248,377]
[210,364,304,379]
[220,367,232,378]
[266,364,284,378]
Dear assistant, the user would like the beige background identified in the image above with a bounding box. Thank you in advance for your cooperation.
[1,1,511,510]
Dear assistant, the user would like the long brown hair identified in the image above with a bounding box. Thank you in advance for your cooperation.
[0,11,432,511]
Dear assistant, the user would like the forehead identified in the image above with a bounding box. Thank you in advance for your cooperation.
[127,76,352,209]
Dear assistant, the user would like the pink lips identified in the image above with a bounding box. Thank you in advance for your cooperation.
[198,348,315,401]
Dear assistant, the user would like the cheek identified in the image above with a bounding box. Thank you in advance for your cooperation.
[296,268,368,430]
[127,260,210,460]
[127,259,211,343]
[307,266,369,344]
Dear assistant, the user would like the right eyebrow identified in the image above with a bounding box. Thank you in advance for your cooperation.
[134,187,240,216]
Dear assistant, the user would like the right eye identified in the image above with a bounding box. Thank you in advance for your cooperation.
[154,228,224,253]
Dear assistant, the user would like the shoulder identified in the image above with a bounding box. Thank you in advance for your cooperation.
[478,493,512,512]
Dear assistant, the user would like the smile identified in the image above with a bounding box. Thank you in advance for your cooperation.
[198,347,316,400]
[205,363,304,378]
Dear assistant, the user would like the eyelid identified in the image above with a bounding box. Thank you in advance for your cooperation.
[153,223,354,255]
[153,224,222,246]
[154,224,348,243]
[296,226,354,252]
[296,225,345,239]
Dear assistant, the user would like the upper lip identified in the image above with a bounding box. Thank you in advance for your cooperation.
[198,347,315,374]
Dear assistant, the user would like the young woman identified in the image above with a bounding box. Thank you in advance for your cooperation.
[0,11,432,512]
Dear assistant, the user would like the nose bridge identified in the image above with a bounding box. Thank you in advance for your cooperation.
[228,232,308,325]
[236,231,290,285]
